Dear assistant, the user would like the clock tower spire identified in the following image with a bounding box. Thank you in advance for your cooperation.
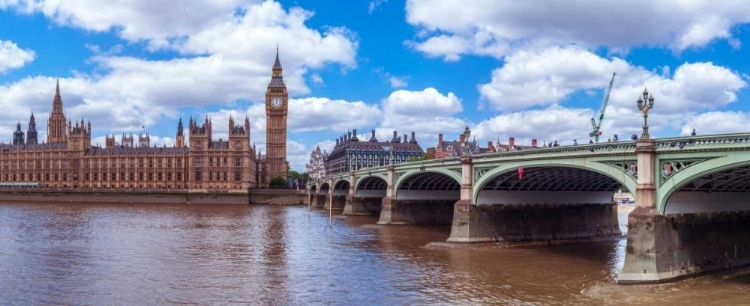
[265,45,289,182]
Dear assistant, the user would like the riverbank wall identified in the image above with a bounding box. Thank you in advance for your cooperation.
[0,188,307,205]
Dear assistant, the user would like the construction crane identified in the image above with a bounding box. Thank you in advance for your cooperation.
[589,72,616,143]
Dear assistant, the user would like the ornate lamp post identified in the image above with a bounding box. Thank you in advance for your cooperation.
[637,88,655,139]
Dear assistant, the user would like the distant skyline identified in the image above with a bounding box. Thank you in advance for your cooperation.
[1,0,749,171]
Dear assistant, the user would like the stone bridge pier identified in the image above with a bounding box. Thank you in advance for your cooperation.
[313,182,329,209]
[447,156,622,243]
[344,172,384,216]
[619,138,750,283]
[325,179,348,211]
[377,166,458,225]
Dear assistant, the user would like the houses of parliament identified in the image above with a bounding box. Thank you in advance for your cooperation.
[0,51,290,191]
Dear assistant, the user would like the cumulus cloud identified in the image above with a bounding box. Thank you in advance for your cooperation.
[378,87,467,145]
[479,46,746,112]
[1,0,258,49]
[405,0,750,60]
[0,1,358,141]
[680,111,750,136]
[0,40,35,73]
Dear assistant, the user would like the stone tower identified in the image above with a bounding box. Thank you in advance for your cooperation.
[12,122,24,145]
[26,113,38,145]
[265,47,289,181]
[47,79,67,143]
[67,119,91,151]
[138,132,150,148]
[175,118,185,148]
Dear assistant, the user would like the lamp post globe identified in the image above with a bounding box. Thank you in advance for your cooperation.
[637,88,654,139]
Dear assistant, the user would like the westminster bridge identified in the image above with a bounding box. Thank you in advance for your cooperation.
[308,133,750,284]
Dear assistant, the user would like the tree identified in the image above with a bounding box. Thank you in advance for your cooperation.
[407,154,430,162]
[269,176,289,188]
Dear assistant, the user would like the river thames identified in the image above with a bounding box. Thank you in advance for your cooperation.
[1,203,749,305]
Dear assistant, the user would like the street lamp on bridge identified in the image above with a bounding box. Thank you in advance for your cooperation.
[637,88,654,139]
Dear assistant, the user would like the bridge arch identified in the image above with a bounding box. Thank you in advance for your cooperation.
[355,175,388,197]
[318,181,331,194]
[473,160,636,205]
[332,179,350,196]
[659,153,750,214]
[393,169,461,200]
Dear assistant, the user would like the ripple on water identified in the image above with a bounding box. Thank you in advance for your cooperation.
[0,203,749,305]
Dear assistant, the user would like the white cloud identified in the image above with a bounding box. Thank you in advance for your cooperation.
[389,76,408,88]
[405,0,750,60]
[368,0,388,14]
[0,40,35,73]
[383,87,462,116]
[680,111,750,136]
[0,1,359,141]
[378,87,467,147]
[310,73,324,85]
[289,97,382,132]
[1,0,259,49]
[479,46,747,112]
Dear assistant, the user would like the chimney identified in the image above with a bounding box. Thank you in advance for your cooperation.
[404,134,408,144]
[531,138,538,147]
[336,138,339,145]
[352,129,358,141]
[410,131,416,143]
[438,133,443,143]
[348,131,352,140]
[509,137,515,148]
[370,129,377,142]
[392,130,398,142]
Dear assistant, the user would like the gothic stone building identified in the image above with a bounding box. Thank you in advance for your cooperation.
[326,129,424,175]
[0,81,260,191]
[305,145,327,181]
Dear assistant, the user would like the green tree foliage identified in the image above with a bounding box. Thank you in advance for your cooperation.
[407,154,430,162]
[269,176,289,188]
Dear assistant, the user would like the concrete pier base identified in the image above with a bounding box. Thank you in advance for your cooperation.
[343,196,382,216]
[377,197,455,225]
[313,194,326,208]
[447,201,621,243]
[324,195,346,211]
[618,207,750,284]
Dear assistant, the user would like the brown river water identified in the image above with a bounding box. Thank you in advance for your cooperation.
[0,203,749,305]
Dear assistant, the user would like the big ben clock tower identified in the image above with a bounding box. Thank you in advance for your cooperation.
[265,47,289,181]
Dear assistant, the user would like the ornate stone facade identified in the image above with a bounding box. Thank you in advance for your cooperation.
[305,145,327,181]
[326,129,424,175]
[1,81,260,191]
[264,48,289,182]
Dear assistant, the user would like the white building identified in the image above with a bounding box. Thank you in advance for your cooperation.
[305,145,327,181]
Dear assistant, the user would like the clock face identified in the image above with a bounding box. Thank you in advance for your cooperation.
[271,97,283,109]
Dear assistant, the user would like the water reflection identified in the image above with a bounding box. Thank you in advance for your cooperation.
[0,203,747,305]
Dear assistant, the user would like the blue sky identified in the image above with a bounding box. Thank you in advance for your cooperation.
[0,0,749,171]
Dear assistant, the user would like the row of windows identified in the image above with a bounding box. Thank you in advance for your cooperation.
[194,171,243,182]
[3,172,185,182]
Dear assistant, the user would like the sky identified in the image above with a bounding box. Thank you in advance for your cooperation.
[0,0,749,172]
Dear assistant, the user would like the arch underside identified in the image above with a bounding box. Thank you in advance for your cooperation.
[357,176,387,190]
[482,167,622,191]
[477,167,621,205]
[665,164,750,214]
[396,172,459,201]
[399,172,460,190]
